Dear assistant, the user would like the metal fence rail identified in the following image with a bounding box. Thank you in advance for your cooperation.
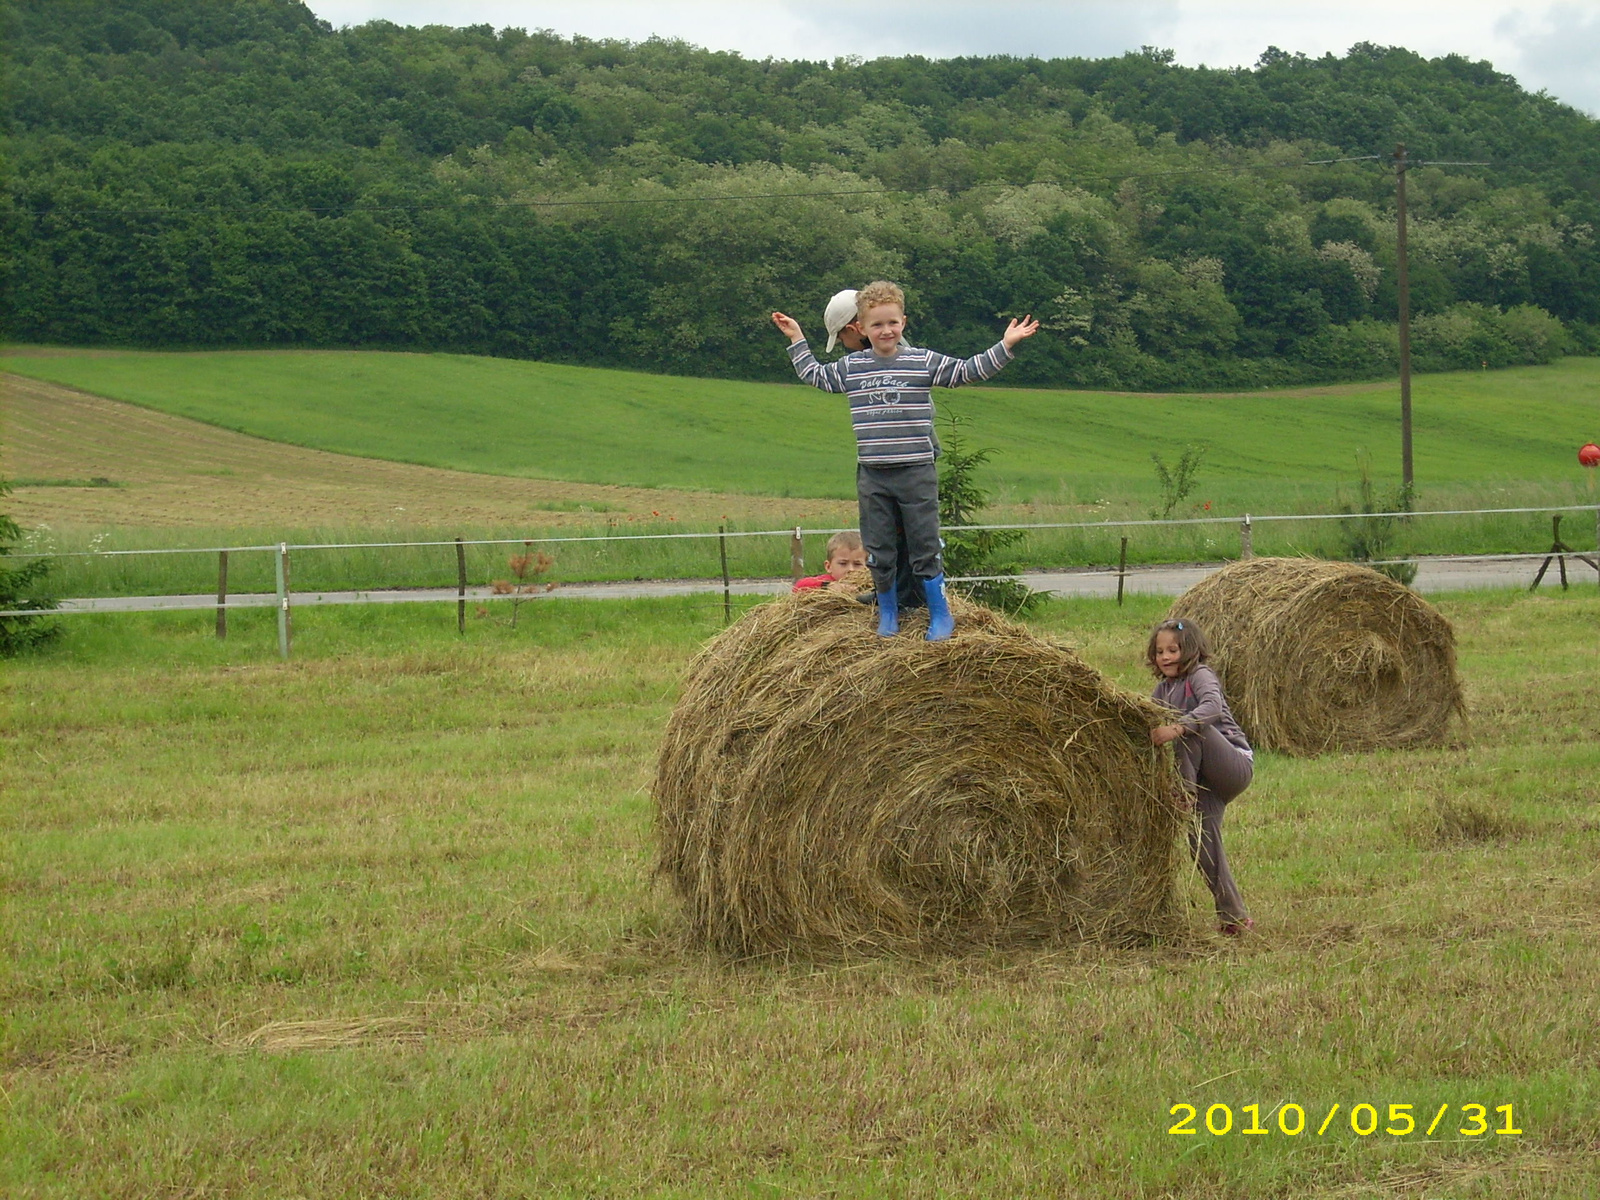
[5,506,1597,645]
[9,502,1600,559]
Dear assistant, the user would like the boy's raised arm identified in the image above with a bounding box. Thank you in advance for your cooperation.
[772,311,805,344]
[1002,315,1040,349]
[775,310,848,393]
[928,314,1040,389]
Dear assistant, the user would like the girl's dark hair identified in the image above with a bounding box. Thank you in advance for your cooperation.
[1145,617,1209,678]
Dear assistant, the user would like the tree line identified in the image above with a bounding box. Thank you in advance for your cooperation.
[3,0,1598,388]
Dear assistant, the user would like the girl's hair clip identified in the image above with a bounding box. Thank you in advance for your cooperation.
[1175,620,1184,630]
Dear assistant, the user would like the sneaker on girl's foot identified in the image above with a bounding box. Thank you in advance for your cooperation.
[1219,918,1255,937]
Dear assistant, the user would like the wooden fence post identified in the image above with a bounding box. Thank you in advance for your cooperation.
[790,526,804,582]
[275,542,292,660]
[719,526,731,625]
[1116,536,1128,606]
[455,537,467,634]
[1240,514,1254,560]
[215,550,228,641]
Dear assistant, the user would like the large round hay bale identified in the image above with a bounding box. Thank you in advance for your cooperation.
[653,587,1189,957]
[1166,557,1462,756]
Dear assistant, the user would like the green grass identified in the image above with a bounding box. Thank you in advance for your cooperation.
[4,592,1599,1196]
[6,349,1599,511]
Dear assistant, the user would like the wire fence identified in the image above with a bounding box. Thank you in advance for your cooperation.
[12,502,1600,560]
[5,505,1598,649]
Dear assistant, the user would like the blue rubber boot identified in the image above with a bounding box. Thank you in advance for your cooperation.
[875,586,900,637]
[923,573,954,642]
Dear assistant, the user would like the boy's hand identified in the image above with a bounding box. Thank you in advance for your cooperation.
[771,312,804,345]
[1002,314,1040,350]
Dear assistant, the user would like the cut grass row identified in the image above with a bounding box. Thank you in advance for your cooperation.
[0,371,859,534]
[4,590,1599,1196]
[4,349,1598,508]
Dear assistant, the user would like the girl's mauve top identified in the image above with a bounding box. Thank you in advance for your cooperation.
[1153,665,1253,756]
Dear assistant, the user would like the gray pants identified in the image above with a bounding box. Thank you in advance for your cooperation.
[858,462,942,595]
[1174,726,1253,924]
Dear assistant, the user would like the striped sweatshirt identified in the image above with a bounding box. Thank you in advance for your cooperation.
[786,338,1014,467]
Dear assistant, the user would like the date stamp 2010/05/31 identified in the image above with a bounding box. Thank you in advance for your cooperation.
[1168,1102,1522,1139]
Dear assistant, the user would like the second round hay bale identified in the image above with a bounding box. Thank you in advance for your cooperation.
[653,587,1189,957]
[1166,557,1462,756]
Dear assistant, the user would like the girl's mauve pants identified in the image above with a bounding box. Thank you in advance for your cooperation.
[1174,725,1253,924]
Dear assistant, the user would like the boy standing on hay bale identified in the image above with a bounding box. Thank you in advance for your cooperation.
[821,289,924,613]
[772,281,1038,640]
[793,530,869,592]
[1147,618,1256,936]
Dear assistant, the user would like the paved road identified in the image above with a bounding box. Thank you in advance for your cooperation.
[49,555,1593,615]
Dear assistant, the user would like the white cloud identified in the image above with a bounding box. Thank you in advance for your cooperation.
[305,1,1600,113]
[308,1,1179,61]
[1165,2,1507,68]
[1160,2,1600,115]
[1495,4,1600,114]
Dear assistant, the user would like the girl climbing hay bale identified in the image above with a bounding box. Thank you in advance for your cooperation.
[653,583,1189,957]
[1165,557,1463,756]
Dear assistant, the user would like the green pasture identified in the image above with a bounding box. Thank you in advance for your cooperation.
[4,591,1598,1196]
[5,349,1599,511]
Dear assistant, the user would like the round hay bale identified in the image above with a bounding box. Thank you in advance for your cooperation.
[653,587,1189,957]
[1166,557,1463,756]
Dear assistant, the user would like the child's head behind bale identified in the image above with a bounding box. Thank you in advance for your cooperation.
[654,588,1189,957]
[1166,557,1463,756]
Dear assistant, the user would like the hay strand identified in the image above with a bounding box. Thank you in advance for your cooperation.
[653,584,1189,957]
[234,1017,423,1053]
[1166,557,1462,756]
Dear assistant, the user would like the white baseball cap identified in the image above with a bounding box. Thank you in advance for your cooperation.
[823,289,858,353]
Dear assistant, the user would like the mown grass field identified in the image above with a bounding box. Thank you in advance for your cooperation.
[5,591,1598,1197]
[5,349,1598,511]
[0,373,856,533]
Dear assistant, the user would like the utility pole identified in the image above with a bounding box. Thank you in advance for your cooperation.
[1394,143,1414,499]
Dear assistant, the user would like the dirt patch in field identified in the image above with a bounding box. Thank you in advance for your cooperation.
[1,374,858,530]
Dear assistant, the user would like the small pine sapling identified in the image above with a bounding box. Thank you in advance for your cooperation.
[1149,445,1207,521]
[491,542,555,627]
[1336,453,1417,586]
[937,412,1037,613]
[0,481,59,655]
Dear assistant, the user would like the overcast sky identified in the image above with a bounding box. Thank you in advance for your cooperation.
[305,1,1600,115]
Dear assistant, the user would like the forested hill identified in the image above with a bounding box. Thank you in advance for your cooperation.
[4,0,1599,389]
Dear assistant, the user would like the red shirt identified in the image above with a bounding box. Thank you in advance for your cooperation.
[793,573,836,592]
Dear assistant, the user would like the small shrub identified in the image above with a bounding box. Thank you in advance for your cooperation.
[1334,455,1416,586]
[1411,302,1567,371]
[493,543,555,627]
[0,481,59,655]
[938,412,1037,614]
[1149,444,1206,521]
